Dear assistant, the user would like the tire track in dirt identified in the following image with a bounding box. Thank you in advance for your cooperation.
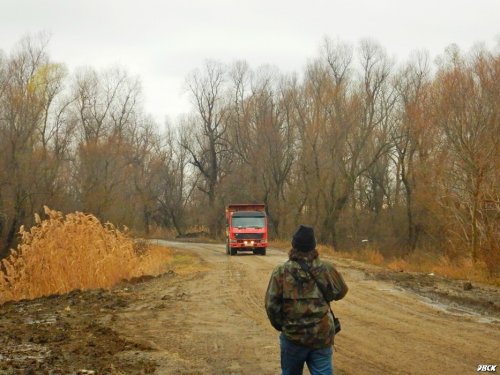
[112,241,499,375]
[111,242,285,374]
[326,257,499,375]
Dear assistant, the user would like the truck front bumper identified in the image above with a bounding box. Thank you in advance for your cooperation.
[230,241,268,249]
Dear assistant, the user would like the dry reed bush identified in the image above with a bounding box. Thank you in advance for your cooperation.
[333,247,385,266]
[387,251,498,285]
[356,248,385,265]
[387,250,435,273]
[431,257,499,285]
[388,258,411,272]
[0,207,174,304]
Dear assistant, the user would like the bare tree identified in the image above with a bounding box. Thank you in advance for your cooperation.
[433,47,499,267]
[156,125,197,236]
[289,39,395,246]
[0,34,70,255]
[182,60,229,235]
[392,51,432,251]
[71,67,144,223]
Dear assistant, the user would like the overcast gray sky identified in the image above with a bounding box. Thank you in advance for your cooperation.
[1,0,499,124]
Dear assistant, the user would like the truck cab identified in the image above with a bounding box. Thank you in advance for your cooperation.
[226,204,268,256]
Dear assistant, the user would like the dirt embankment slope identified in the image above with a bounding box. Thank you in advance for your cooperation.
[1,241,499,374]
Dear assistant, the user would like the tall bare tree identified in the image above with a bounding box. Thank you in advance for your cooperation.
[433,46,499,268]
[0,34,71,255]
[392,51,432,251]
[182,60,230,235]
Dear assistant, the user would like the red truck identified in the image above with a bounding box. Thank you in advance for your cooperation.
[225,204,268,256]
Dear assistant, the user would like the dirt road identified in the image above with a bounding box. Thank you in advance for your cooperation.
[1,241,499,374]
[116,241,500,374]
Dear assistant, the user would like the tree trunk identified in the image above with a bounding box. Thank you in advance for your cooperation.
[471,187,480,262]
[403,177,419,252]
[143,208,150,236]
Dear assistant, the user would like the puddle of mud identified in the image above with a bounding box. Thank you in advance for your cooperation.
[1,343,51,362]
[25,315,57,325]
[372,278,500,324]
[416,295,500,324]
[376,286,404,293]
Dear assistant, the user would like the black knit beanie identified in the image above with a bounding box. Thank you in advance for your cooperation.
[291,225,316,252]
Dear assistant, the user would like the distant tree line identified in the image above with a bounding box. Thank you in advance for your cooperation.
[0,34,498,274]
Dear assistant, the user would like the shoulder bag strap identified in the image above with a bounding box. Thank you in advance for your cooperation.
[295,259,338,320]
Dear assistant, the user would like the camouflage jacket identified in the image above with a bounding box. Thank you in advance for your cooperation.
[265,248,348,348]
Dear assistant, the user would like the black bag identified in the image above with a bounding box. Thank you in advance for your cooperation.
[333,316,341,334]
[296,259,341,334]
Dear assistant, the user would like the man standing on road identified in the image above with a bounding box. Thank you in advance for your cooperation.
[265,225,348,375]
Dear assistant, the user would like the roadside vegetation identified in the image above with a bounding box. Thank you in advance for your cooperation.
[0,207,175,304]
[345,248,498,286]
[271,240,499,286]
[0,33,498,281]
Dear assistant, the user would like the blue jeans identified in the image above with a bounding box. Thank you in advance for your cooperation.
[280,333,333,375]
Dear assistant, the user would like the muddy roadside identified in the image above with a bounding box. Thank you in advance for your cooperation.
[0,246,208,375]
[334,256,500,321]
[1,243,499,374]
[0,273,178,374]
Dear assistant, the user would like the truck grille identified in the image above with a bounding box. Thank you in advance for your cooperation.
[234,233,264,240]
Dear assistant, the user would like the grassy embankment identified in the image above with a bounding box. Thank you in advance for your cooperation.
[270,240,499,286]
[142,229,498,286]
[0,207,201,304]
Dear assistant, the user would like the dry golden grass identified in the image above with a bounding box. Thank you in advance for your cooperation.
[142,225,178,240]
[272,239,497,285]
[270,240,383,264]
[0,207,176,304]
[431,257,488,281]
[136,243,175,276]
[388,252,499,285]
[268,239,290,251]
[336,247,385,266]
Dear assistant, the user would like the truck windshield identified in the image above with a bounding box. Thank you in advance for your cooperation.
[232,216,265,228]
